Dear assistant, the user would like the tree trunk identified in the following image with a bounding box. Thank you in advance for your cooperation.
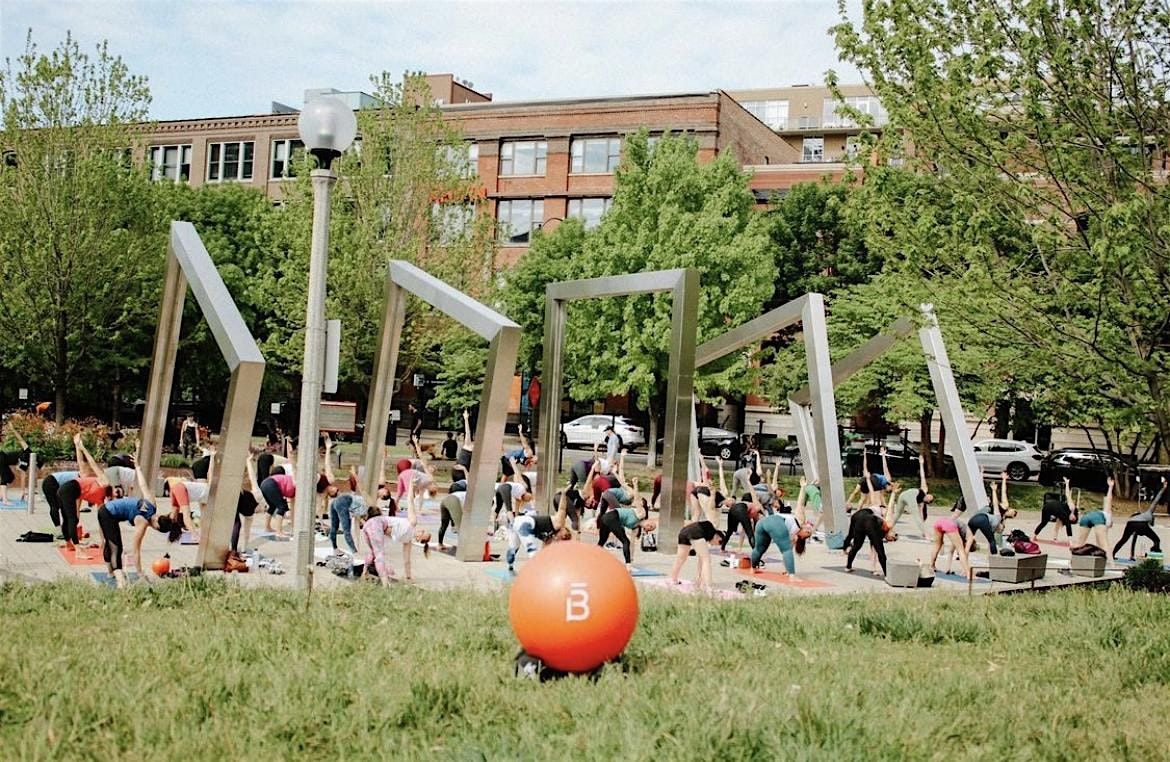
[54,386,66,426]
[645,407,659,469]
[919,410,934,478]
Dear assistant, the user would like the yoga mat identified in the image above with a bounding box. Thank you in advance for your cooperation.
[179,531,200,545]
[90,571,141,587]
[251,531,291,542]
[0,498,29,511]
[638,577,744,600]
[734,569,830,589]
[823,565,889,582]
[57,543,105,566]
[1111,557,1170,570]
[484,568,515,582]
[629,567,664,577]
[933,570,989,584]
[1036,539,1071,548]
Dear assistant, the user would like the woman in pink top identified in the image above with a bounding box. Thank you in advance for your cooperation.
[363,481,431,585]
[259,445,298,537]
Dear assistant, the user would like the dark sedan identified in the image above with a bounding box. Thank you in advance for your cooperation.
[1038,448,1136,491]
[844,443,954,479]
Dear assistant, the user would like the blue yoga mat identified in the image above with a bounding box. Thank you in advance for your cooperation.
[484,568,515,582]
[90,571,141,587]
[934,570,990,584]
[0,498,28,511]
[629,567,664,577]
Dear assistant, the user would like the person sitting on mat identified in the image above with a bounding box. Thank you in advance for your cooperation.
[668,485,727,592]
[1112,476,1166,560]
[750,476,812,578]
[594,477,655,571]
[361,480,431,586]
[1033,476,1077,543]
[889,454,935,537]
[1072,476,1114,551]
[95,448,182,588]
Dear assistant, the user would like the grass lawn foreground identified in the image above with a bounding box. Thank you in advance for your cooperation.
[1,580,1169,760]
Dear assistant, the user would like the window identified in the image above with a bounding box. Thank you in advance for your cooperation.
[845,136,861,161]
[207,141,255,182]
[442,143,479,177]
[271,138,305,179]
[823,96,888,128]
[433,203,474,244]
[802,137,824,162]
[500,140,547,176]
[741,99,789,130]
[567,198,612,230]
[570,137,621,173]
[496,199,543,245]
[149,144,192,182]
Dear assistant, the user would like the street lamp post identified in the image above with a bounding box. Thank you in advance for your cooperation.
[292,97,356,591]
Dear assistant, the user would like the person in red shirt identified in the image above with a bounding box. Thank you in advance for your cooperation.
[56,434,115,556]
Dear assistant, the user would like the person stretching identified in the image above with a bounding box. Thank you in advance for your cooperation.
[1112,476,1166,560]
[438,489,466,550]
[328,466,372,557]
[668,486,727,592]
[95,450,182,588]
[507,488,576,571]
[967,474,1018,555]
[928,500,972,579]
[752,477,811,577]
[595,478,656,569]
[361,481,431,585]
[716,456,761,552]
[889,454,934,537]
[0,424,29,506]
[1033,477,1077,542]
[1072,476,1114,551]
[259,443,298,537]
[60,435,116,556]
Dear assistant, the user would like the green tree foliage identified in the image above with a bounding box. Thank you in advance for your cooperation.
[833,0,1170,462]
[265,73,495,406]
[0,31,158,422]
[502,132,775,461]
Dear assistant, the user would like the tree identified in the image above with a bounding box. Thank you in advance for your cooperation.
[263,72,495,409]
[503,132,775,465]
[0,31,158,422]
[832,0,1170,464]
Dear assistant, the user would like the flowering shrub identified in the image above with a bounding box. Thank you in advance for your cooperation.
[1,412,136,467]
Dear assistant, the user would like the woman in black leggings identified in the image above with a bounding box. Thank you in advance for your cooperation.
[596,478,655,567]
[668,486,726,591]
[967,474,1018,556]
[715,456,757,551]
[1034,477,1076,542]
[1112,476,1165,560]
[843,478,898,575]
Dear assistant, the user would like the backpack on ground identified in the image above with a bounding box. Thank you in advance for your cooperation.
[1011,539,1041,555]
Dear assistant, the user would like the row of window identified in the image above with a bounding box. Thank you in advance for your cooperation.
[495,197,613,245]
[500,136,633,177]
[799,136,861,163]
[148,139,307,183]
[740,96,887,131]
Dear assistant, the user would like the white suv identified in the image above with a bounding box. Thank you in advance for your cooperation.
[971,439,1044,481]
[560,415,645,450]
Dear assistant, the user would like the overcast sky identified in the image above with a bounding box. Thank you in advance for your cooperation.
[1,0,864,121]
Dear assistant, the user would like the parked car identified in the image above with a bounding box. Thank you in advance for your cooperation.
[655,427,743,460]
[1038,448,1137,491]
[561,415,644,451]
[970,438,1044,481]
[844,442,954,479]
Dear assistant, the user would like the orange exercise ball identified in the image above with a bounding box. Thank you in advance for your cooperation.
[151,554,171,576]
[508,542,639,673]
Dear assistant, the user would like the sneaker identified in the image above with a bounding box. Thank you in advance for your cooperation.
[719,559,731,567]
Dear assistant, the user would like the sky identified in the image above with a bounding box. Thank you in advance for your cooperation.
[0,0,864,121]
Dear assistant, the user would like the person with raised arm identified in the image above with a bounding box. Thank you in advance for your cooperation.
[0,423,30,506]
[668,484,727,592]
[361,479,431,585]
[1034,476,1078,543]
[751,475,811,578]
[1072,476,1114,551]
[1112,476,1166,560]
[889,454,934,537]
[717,456,759,552]
[259,438,298,537]
[594,477,656,570]
[95,445,182,588]
[928,486,973,579]
[507,483,577,572]
[966,473,1017,555]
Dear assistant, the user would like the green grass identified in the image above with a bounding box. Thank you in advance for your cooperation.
[2,581,1169,760]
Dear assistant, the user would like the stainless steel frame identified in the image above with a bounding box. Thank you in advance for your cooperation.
[536,269,698,552]
[139,222,266,569]
[360,261,521,562]
[693,294,847,532]
[788,307,987,513]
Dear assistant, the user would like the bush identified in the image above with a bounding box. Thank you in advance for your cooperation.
[160,454,192,469]
[1121,558,1170,593]
[1,412,126,466]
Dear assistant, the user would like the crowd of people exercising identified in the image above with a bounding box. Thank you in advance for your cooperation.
[3,413,1164,592]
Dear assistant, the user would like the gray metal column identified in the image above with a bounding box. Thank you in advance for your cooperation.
[139,249,187,486]
[919,305,987,511]
[788,399,818,482]
[801,294,846,533]
[360,281,406,496]
[536,294,567,512]
[657,269,699,550]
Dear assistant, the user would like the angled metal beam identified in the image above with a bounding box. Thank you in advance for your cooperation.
[536,269,698,553]
[694,295,807,367]
[360,261,520,562]
[789,316,915,406]
[140,221,265,569]
[919,305,987,512]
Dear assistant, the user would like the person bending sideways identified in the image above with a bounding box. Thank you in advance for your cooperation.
[751,477,811,578]
[96,452,182,588]
[668,486,727,592]
[889,454,935,537]
[361,481,431,586]
[1072,476,1114,551]
[507,489,576,571]
[1112,476,1165,560]
[1034,477,1077,542]
[966,474,1018,556]
[595,478,655,570]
